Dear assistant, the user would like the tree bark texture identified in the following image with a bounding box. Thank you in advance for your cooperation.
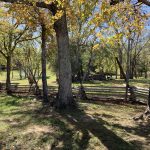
[54,13,74,109]
[6,56,11,94]
[41,24,49,103]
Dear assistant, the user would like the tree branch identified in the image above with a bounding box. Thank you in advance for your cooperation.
[16,35,40,44]
[3,37,8,53]
[0,0,57,15]
[110,0,150,6]
[0,49,7,58]
[138,0,150,6]
[14,26,29,43]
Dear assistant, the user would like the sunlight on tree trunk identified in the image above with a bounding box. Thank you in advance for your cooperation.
[54,13,74,109]
[6,56,11,94]
[41,24,48,103]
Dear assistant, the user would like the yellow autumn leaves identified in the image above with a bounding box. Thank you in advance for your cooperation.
[2,0,148,51]
[91,0,148,49]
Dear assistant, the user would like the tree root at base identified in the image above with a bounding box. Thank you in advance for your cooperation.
[133,107,150,121]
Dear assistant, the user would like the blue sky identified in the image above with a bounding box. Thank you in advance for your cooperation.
[141,4,150,28]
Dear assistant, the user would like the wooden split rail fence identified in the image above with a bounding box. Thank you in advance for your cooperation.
[133,87,149,102]
[0,83,149,103]
[0,83,39,94]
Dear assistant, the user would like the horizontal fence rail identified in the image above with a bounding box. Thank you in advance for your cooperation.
[134,87,149,101]
[75,86,126,99]
[0,83,149,103]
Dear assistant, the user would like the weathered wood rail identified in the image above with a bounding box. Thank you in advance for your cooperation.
[0,83,39,94]
[0,83,149,103]
[76,86,127,99]
[48,85,149,102]
[134,87,149,101]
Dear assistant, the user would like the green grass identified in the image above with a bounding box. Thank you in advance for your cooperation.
[73,78,150,88]
[0,70,57,86]
[0,94,150,149]
[0,70,150,88]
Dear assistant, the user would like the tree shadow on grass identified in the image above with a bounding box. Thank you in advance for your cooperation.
[56,107,135,150]
[0,96,140,150]
[2,105,135,150]
[111,122,150,149]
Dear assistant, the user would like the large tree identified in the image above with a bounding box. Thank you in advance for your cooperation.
[0,0,74,108]
[0,0,149,108]
[0,10,35,93]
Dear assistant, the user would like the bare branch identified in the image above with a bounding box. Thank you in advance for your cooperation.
[138,0,150,6]
[16,35,40,44]
[3,36,8,53]
[0,49,7,58]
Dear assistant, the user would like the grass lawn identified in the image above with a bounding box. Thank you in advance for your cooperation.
[1,70,150,88]
[76,79,150,88]
[0,95,150,150]
[0,70,57,86]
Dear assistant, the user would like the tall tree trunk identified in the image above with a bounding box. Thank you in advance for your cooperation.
[41,24,48,103]
[145,71,147,79]
[19,67,22,80]
[129,51,134,79]
[130,60,134,79]
[6,56,11,94]
[118,46,123,79]
[11,69,14,79]
[134,58,137,79]
[83,50,93,81]
[78,56,87,100]
[115,59,118,79]
[125,39,131,101]
[148,87,150,109]
[54,12,74,109]
[76,34,87,100]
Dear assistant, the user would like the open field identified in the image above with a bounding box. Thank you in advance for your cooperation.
[0,70,57,86]
[0,95,150,150]
[0,70,150,88]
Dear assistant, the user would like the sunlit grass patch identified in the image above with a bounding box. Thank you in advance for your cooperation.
[0,94,149,150]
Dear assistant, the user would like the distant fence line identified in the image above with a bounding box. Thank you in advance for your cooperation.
[0,82,149,103]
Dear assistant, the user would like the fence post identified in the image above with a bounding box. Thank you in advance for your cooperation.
[148,86,150,109]
[78,85,88,100]
[129,86,136,102]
